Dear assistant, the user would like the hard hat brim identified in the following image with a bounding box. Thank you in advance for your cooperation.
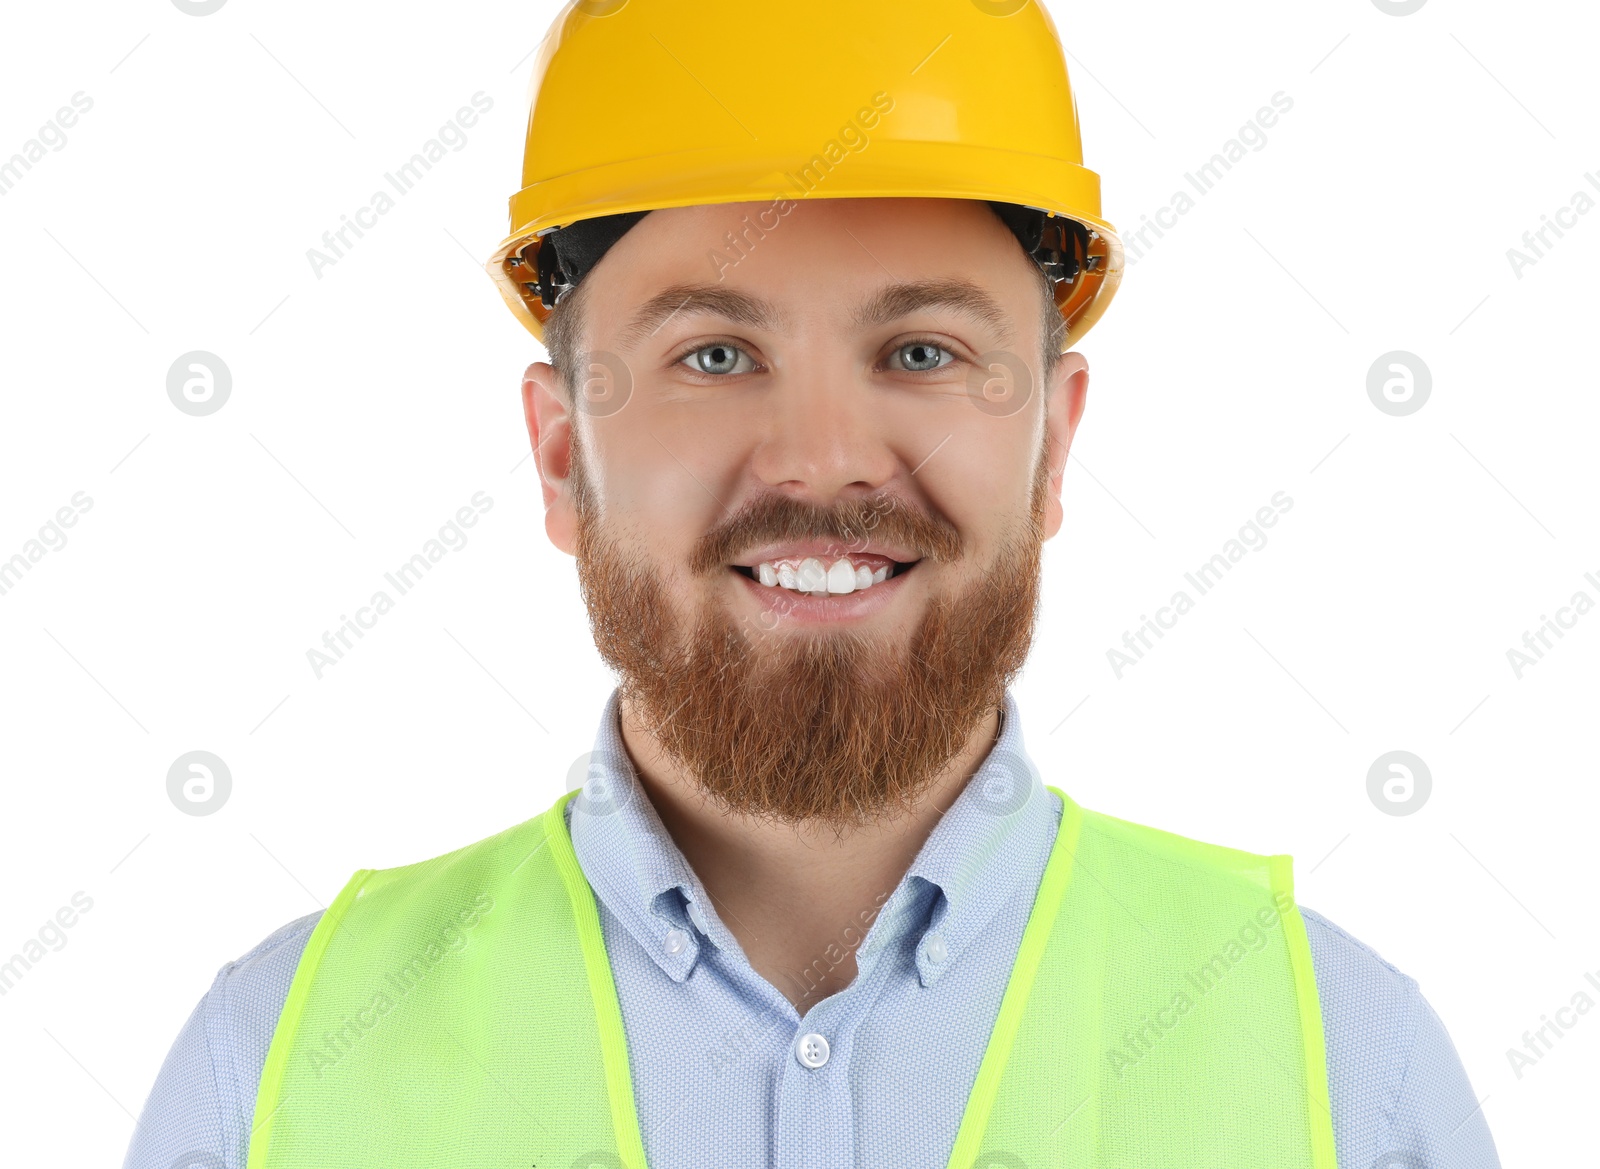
[486,137,1123,354]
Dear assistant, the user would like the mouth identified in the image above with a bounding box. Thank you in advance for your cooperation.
[728,554,921,597]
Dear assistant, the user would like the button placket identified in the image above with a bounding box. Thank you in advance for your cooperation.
[776,1017,853,1169]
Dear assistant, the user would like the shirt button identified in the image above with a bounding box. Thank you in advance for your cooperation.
[686,901,709,933]
[795,1032,830,1069]
[664,928,689,955]
[925,933,948,964]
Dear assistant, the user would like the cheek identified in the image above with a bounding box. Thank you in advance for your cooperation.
[590,424,698,531]
[595,416,743,560]
[596,492,717,598]
[919,427,1032,529]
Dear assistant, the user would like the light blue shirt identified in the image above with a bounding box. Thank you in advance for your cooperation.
[124,688,1500,1169]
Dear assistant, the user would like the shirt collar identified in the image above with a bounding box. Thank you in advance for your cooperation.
[868,689,1055,987]
[566,687,1057,989]
[565,689,725,982]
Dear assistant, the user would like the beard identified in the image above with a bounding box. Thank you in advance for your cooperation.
[571,432,1049,830]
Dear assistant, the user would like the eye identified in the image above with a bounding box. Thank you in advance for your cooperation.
[887,339,956,373]
[678,342,757,377]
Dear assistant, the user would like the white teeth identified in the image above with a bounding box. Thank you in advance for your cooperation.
[748,556,907,595]
[796,557,828,592]
[826,559,856,594]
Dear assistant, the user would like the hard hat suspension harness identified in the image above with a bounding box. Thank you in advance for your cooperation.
[520,202,1100,312]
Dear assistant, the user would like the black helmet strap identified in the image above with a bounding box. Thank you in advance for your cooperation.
[532,201,1089,310]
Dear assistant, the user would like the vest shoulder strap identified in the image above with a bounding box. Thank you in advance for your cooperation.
[952,791,1337,1169]
[247,793,646,1169]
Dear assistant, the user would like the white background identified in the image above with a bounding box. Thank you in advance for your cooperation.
[1,0,1595,1163]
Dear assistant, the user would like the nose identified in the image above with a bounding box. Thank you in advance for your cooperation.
[749,360,900,503]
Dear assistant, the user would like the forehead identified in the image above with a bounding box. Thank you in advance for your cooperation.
[580,196,1039,343]
[613,278,1020,354]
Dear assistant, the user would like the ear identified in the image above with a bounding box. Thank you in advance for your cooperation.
[1041,351,1089,542]
[521,361,578,556]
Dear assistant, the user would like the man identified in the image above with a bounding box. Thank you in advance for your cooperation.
[126,2,1499,1167]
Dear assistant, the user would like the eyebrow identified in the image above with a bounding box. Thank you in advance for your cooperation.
[616,277,1015,351]
[850,278,1015,346]
[617,284,786,351]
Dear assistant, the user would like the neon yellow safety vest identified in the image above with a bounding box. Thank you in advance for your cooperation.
[247,787,1337,1169]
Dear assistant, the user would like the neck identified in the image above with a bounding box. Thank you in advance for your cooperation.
[615,693,1003,1008]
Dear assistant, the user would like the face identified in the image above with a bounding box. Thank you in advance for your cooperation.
[523,196,1089,828]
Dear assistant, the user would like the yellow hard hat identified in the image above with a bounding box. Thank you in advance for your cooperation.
[486,0,1123,353]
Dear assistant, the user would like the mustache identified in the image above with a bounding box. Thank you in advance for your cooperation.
[689,491,963,576]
